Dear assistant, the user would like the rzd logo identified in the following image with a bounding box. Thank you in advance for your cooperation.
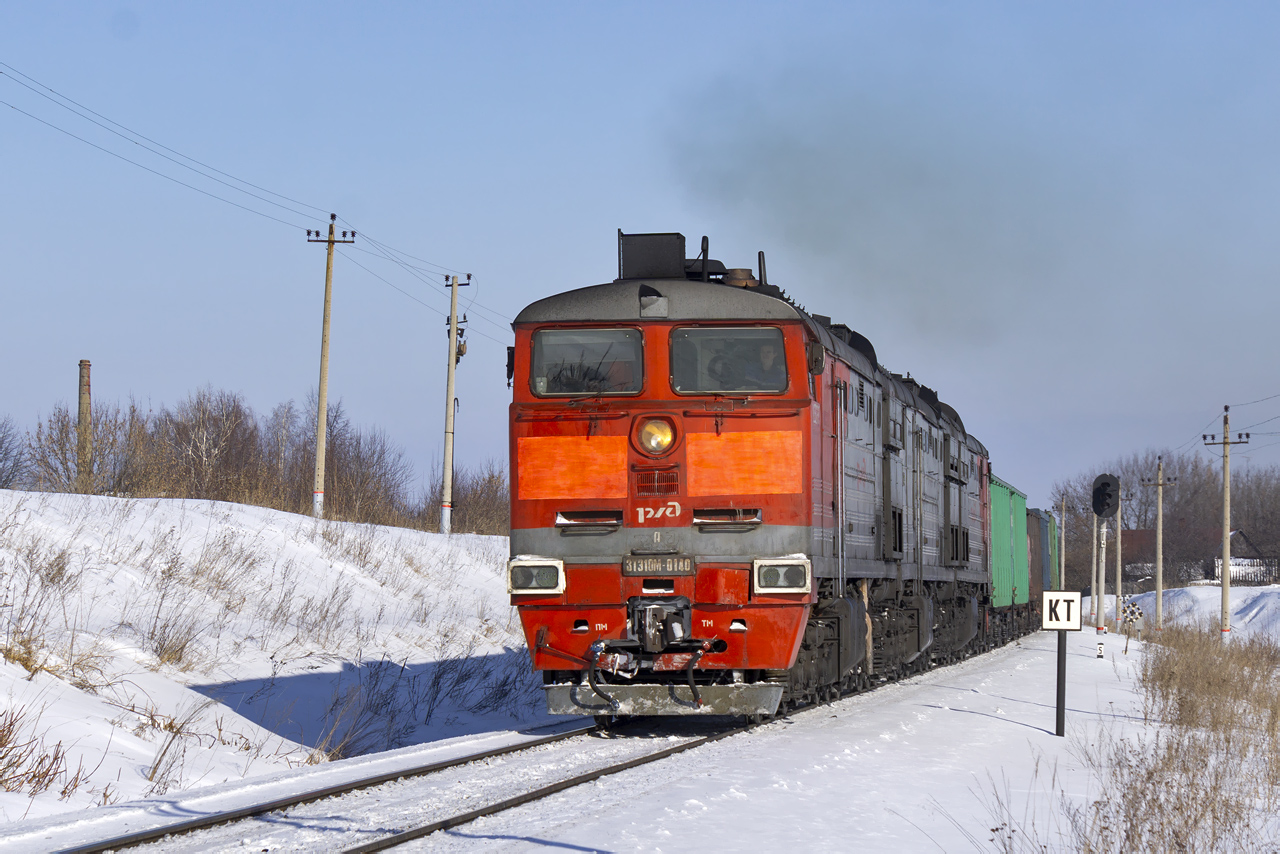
[637,501,681,524]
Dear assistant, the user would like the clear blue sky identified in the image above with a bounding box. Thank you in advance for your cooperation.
[5,2,1280,509]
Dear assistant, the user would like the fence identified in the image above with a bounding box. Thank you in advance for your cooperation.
[1209,558,1280,586]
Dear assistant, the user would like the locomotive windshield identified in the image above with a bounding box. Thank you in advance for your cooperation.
[531,328,643,396]
[670,327,788,393]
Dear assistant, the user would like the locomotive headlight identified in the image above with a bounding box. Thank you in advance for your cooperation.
[753,558,811,594]
[637,418,676,456]
[508,559,565,594]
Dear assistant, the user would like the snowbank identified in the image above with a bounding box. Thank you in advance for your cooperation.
[0,490,545,821]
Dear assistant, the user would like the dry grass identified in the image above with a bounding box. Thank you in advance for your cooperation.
[0,538,83,677]
[0,704,88,800]
[976,625,1280,852]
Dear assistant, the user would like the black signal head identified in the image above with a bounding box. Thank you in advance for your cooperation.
[1092,473,1120,518]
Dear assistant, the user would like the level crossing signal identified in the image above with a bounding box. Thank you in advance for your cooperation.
[1092,473,1120,518]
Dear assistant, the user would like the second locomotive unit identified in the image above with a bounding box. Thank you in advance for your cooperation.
[507,232,1042,718]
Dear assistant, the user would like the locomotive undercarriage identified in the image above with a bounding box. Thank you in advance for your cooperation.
[773,577,999,712]
[542,574,1036,720]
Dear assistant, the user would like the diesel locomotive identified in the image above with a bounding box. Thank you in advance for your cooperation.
[506,232,1053,719]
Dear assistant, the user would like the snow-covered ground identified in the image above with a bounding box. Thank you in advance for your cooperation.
[0,490,548,823]
[1,490,1277,850]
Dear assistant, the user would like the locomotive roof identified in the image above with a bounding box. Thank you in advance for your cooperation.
[512,278,804,325]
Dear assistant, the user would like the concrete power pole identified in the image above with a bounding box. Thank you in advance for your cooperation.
[1114,491,1123,634]
[440,273,471,534]
[1142,457,1176,632]
[76,359,91,494]
[306,215,355,519]
[1205,406,1249,642]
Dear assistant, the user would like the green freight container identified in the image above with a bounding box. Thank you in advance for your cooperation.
[990,476,1030,607]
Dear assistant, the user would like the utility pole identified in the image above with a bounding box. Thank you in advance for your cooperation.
[1204,406,1249,642]
[1114,491,1123,634]
[306,214,355,519]
[76,359,92,494]
[1142,457,1177,631]
[440,273,470,534]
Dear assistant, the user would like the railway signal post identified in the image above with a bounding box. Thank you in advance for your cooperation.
[307,215,355,519]
[1204,406,1249,643]
[1092,473,1119,654]
[1090,510,1098,624]
[1043,590,1083,736]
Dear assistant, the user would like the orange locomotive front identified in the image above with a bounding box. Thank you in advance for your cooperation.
[507,234,818,716]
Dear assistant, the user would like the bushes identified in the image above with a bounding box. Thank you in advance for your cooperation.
[12,388,509,535]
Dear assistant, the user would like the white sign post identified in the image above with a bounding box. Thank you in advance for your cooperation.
[1043,591,1083,737]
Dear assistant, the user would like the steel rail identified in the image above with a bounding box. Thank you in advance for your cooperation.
[61,723,597,854]
[342,723,752,853]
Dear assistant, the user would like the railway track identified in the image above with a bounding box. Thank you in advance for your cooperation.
[56,631,1029,852]
[60,723,599,854]
[65,717,740,853]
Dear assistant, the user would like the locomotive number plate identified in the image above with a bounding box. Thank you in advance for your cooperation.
[622,555,693,576]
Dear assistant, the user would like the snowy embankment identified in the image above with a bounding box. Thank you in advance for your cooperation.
[0,490,547,822]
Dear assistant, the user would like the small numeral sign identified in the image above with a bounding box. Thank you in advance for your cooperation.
[1042,592,1083,631]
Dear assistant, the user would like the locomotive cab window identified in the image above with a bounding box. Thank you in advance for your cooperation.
[531,328,643,396]
[670,327,787,393]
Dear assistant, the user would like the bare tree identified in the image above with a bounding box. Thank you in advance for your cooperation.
[26,402,148,494]
[0,416,26,489]
[16,386,510,534]
[1050,447,1280,590]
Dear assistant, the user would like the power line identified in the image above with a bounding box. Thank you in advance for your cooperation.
[1174,413,1225,453]
[1,66,322,221]
[1,98,307,230]
[1,61,330,218]
[338,249,510,345]
[2,61,521,330]
[1237,438,1280,457]
[352,232,513,334]
[1240,413,1280,432]
[1232,391,1280,407]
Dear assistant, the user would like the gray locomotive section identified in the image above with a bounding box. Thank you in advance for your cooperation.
[512,276,993,591]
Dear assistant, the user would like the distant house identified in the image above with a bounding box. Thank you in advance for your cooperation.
[1120,528,1279,589]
